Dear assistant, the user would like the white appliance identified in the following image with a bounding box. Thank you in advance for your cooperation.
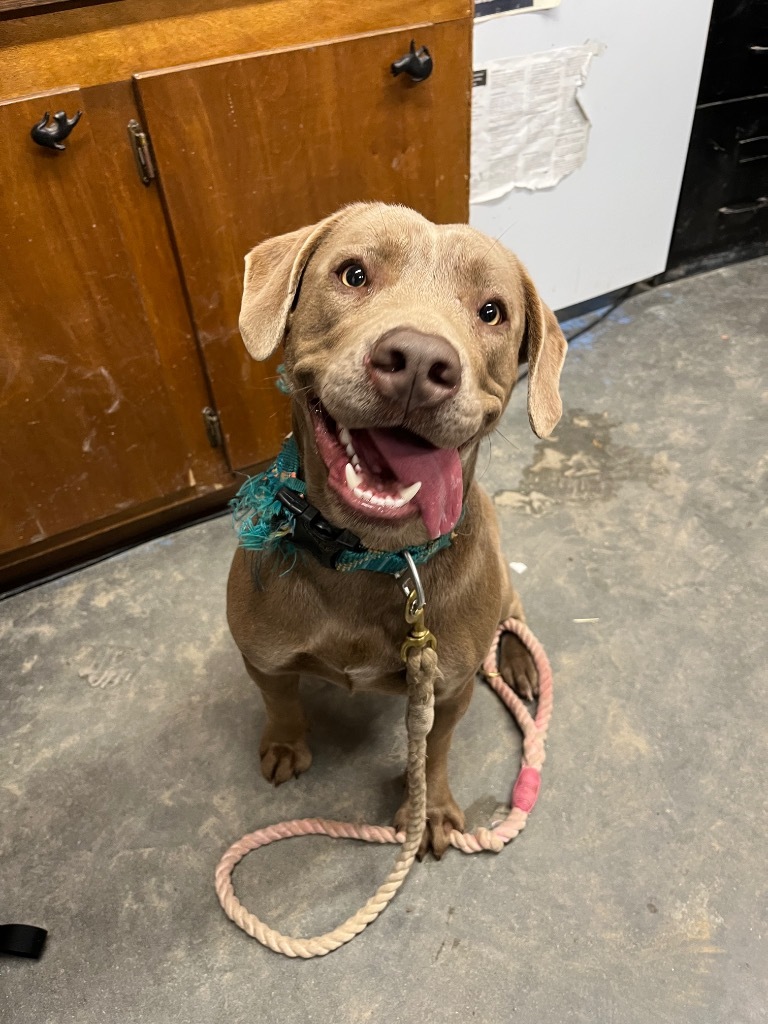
[470,0,714,310]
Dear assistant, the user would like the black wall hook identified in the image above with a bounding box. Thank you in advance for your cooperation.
[391,41,433,83]
[30,110,83,152]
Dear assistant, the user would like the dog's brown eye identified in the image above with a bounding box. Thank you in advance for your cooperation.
[478,301,504,326]
[340,264,367,288]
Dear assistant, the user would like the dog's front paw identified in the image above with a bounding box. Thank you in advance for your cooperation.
[394,794,465,861]
[498,630,539,701]
[259,739,312,786]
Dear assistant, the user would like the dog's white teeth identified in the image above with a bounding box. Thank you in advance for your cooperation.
[345,463,363,489]
[398,481,422,503]
[349,484,405,509]
[338,426,362,466]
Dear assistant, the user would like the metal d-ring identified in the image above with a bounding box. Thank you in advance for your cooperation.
[393,551,426,611]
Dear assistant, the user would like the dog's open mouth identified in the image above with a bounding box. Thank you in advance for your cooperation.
[310,399,463,539]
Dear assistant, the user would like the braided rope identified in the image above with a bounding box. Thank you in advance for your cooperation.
[215,616,552,957]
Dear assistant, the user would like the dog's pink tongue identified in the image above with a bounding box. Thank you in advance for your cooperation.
[362,429,463,539]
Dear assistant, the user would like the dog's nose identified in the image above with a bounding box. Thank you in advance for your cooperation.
[367,328,461,410]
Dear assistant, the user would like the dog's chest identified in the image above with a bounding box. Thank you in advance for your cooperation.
[337,660,402,694]
[288,596,406,693]
[306,644,405,695]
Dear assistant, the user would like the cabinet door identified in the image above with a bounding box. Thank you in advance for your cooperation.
[134,20,471,472]
[0,88,193,555]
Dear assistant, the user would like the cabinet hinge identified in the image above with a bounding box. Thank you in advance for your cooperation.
[127,119,156,186]
[202,407,224,448]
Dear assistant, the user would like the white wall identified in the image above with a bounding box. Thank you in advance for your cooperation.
[471,0,713,310]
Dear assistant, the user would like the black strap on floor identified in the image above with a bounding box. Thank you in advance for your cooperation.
[0,923,47,959]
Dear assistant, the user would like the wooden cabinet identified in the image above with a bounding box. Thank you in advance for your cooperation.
[0,1,471,587]
[0,85,212,555]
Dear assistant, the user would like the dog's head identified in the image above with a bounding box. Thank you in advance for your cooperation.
[239,203,566,549]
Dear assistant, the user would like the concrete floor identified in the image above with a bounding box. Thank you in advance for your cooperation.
[2,258,766,1023]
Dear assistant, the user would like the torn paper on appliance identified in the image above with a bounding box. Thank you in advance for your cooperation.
[471,41,605,202]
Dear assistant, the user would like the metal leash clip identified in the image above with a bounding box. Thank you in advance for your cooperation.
[394,552,437,662]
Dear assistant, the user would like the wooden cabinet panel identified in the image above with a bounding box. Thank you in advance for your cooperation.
[0,87,193,554]
[80,79,226,486]
[134,20,471,471]
[0,0,470,96]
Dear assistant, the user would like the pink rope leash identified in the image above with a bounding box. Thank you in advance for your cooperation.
[215,617,553,956]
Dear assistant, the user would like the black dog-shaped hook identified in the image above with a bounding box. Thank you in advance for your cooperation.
[391,41,433,83]
[30,110,83,152]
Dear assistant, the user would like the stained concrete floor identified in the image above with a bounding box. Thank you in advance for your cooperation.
[2,257,766,1023]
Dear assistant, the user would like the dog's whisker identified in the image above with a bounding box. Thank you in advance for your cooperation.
[493,428,524,452]
[478,222,517,261]
[475,435,493,483]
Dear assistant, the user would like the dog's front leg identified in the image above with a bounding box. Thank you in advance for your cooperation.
[394,673,474,860]
[242,658,312,785]
[498,581,539,702]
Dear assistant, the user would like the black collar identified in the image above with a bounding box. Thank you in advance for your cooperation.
[275,487,363,569]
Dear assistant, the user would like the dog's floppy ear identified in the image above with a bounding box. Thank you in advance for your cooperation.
[238,211,346,360]
[518,271,568,438]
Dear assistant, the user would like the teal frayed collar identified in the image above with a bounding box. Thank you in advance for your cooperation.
[230,435,460,575]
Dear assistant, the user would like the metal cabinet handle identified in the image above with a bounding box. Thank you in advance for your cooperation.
[30,110,82,151]
[391,40,433,83]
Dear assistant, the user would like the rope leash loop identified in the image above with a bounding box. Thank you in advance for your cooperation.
[215,616,552,958]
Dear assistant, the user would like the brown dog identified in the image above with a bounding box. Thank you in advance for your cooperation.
[227,203,566,857]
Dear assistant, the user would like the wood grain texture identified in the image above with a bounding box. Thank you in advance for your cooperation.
[0,87,194,553]
[0,0,470,98]
[0,473,239,589]
[81,79,228,486]
[135,19,472,470]
[0,0,124,15]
